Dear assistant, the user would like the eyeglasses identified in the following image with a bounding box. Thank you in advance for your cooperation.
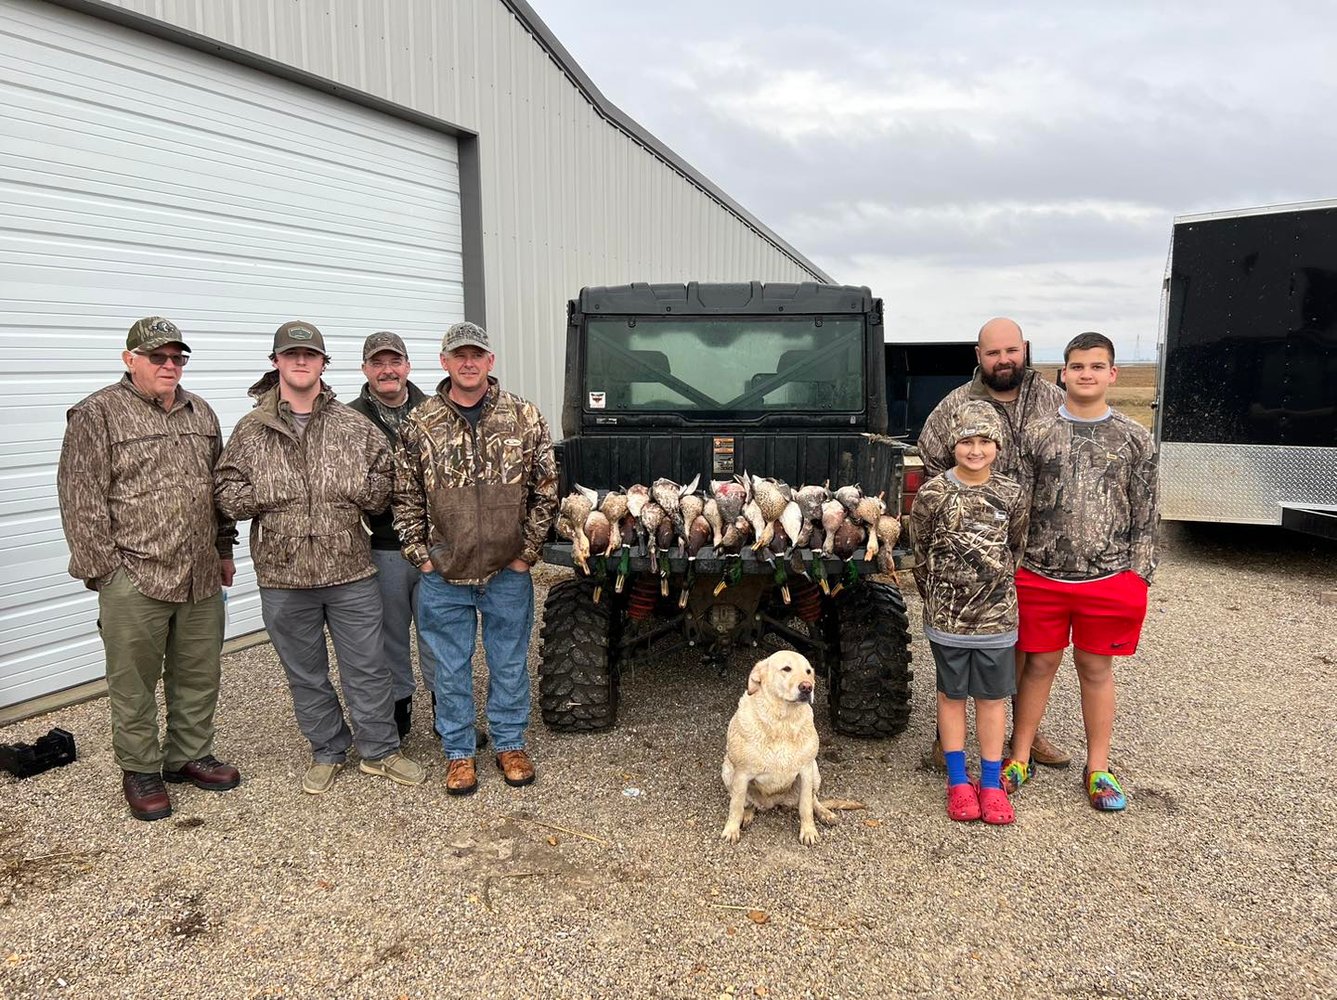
[365,358,408,370]
[137,351,189,367]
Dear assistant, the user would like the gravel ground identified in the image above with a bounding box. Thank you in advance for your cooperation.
[1,524,1333,999]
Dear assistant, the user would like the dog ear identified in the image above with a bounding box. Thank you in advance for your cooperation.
[746,662,765,695]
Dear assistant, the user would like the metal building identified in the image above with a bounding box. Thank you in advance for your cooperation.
[0,0,828,710]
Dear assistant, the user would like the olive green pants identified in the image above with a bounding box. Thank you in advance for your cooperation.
[97,570,225,773]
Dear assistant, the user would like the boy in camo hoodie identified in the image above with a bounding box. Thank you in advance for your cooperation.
[911,399,1029,825]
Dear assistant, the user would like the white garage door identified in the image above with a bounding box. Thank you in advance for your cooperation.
[0,0,465,708]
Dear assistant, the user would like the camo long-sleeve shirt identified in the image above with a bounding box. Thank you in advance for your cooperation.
[393,377,558,585]
[917,368,1065,479]
[1019,407,1159,582]
[910,470,1028,644]
[57,375,236,601]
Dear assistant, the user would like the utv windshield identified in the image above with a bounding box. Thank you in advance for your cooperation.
[584,317,865,413]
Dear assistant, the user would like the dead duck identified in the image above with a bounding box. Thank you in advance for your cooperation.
[651,474,700,519]
[600,490,629,527]
[702,497,724,549]
[557,486,598,572]
[679,514,713,608]
[779,500,803,555]
[625,484,650,519]
[875,514,902,582]
[584,509,612,601]
[819,499,847,556]
[710,478,747,525]
[853,494,886,561]
[638,501,666,573]
[834,484,864,515]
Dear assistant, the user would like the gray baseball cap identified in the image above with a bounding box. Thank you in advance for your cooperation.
[441,321,491,354]
[127,316,190,353]
[362,331,408,361]
[273,320,329,357]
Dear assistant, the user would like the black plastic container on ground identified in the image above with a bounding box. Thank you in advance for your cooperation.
[0,727,77,778]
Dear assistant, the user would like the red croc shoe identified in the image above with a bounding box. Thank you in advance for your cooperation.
[979,786,1015,825]
[947,782,981,822]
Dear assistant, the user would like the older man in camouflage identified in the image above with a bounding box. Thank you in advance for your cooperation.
[393,321,557,796]
[57,316,240,822]
[917,317,1069,769]
[215,321,425,795]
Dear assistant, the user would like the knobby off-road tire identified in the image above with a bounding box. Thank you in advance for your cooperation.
[539,577,619,732]
[824,579,913,738]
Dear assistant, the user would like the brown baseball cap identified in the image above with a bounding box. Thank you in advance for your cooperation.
[273,320,329,357]
[952,400,1005,445]
[362,331,408,361]
[127,316,190,353]
[441,321,490,353]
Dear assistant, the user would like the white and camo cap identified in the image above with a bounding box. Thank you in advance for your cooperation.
[952,400,1004,445]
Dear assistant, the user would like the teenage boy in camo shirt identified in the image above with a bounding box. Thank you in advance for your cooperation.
[1005,332,1159,812]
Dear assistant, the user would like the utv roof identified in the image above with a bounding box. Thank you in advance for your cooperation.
[575,282,877,316]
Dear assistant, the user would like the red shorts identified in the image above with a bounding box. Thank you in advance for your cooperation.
[1016,567,1149,656]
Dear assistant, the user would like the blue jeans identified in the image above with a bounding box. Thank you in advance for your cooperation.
[417,568,534,759]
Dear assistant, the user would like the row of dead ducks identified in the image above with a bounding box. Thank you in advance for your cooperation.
[555,473,902,605]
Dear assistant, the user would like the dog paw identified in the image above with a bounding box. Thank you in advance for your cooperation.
[799,826,819,846]
[720,825,741,843]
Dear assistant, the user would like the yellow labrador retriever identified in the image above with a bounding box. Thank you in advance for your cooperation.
[720,650,838,846]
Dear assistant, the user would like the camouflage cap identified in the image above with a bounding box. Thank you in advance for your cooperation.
[952,400,1004,445]
[362,331,408,361]
[273,320,328,357]
[441,321,491,354]
[127,316,190,353]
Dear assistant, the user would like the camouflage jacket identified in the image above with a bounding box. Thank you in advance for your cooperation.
[910,470,1028,639]
[57,375,236,602]
[346,380,428,551]
[918,368,1065,479]
[1020,407,1159,582]
[393,377,558,584]
[214,373,392,589]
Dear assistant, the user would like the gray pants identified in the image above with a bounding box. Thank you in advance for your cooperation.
[259,577,398,764]
[370,548,437,700]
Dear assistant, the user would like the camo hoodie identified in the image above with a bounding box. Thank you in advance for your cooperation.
[214,372,392,589]
[917,367,1065,479]
[393,376,557,585]
[911,466,1029,644]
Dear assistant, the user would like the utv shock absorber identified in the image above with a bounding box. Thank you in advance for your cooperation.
[791,580,823,623]
[627,574,660,621]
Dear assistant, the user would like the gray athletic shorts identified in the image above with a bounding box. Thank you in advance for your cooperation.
[929,640,1016,701]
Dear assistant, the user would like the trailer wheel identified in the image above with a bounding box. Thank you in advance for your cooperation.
[539,577,619,732]
[823,579,913,738]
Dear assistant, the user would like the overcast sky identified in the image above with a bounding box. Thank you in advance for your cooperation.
[531,1,1336,360]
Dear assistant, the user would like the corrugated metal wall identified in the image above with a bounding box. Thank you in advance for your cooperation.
[82,0,825,422]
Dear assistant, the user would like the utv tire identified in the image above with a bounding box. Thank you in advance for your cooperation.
[824,579,913,738]
[539,577,619,732]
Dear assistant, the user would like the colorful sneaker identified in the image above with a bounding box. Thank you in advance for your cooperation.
[946,782,981,822]
[1001,757,1032,795]
[978,786,1015,825]
[1086,770,1127,811]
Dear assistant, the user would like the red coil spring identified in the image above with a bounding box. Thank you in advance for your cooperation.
[627,575,660,620]
[791,581,822,622]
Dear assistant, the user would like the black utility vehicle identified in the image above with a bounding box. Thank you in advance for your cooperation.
[539,282,915,739]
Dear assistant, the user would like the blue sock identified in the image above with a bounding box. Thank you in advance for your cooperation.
[945,750,969,787]
[980,758,1002,790]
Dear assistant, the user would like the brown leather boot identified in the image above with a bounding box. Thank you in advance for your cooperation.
[122,770,172,821]
[163,755,241,791]
[1030,731,1073,768]
[445,757,478,796]
[495,749,535,788]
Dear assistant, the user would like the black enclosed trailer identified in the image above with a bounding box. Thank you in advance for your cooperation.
[1155,200,1337,537]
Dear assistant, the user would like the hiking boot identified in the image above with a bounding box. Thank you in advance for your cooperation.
[163,755,241,791]
[394,696,413,740]
[445,757,478,796]
[1086,769,1127,812]
[302,761,343,795]
[122,770,172,821]
[1031,731,1072,768]
[495,749,536,787]
[359,751,426,787]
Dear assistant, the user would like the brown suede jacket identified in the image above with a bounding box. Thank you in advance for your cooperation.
[393,377,557,585]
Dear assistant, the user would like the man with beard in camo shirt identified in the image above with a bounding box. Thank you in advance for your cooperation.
[917,317,1069,769]
[1004,332,1159,812]
[393,321,557,797]
[57,316,241,822]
